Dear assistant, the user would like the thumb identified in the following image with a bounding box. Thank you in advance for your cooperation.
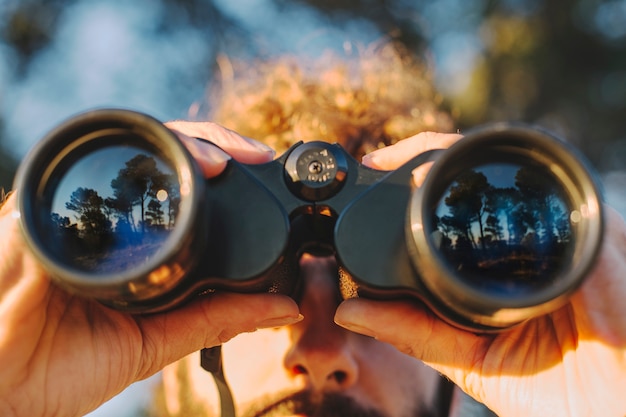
[334,298,490,387]
[362,132,463,170]
[134,292,301,379]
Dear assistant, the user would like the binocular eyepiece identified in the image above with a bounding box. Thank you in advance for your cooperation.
[14,109,604,332]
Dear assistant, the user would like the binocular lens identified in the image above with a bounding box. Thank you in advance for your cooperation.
[432,161,574,296]
[408,125,603,329]
[16,110,203,303]
[44,143,180,274]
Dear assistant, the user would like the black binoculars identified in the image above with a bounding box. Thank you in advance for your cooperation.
[14,109,604,332]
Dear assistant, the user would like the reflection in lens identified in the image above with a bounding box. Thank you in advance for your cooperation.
[432,163,576,295]
[44,146,180,274]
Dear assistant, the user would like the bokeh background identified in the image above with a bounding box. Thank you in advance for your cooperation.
[1,0,625,415]
[2,0,626,208]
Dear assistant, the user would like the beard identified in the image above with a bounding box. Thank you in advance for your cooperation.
[239,390,440,417]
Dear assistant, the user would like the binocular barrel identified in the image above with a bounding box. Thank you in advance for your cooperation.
[14,109,604,332]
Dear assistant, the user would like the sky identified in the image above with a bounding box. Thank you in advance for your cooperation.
[0,0,492,162]
[1,0,215,161]
[0,0,384,161]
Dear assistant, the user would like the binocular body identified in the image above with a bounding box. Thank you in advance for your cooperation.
[14,109,604,332]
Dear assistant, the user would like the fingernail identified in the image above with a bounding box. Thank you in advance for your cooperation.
[206,146,231,164]
[189,144,231,178]
[335,321,378,339]
[256,314,304,329]
[243,135,276,156]
[361,152,382,169]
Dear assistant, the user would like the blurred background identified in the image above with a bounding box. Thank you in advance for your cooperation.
[1,0,625,415]
[2,0,626,210]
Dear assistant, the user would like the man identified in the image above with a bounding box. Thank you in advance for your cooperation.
[1,44,625,417]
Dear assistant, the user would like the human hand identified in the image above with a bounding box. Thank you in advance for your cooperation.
[0,121,301,417]
[335,131,626,417]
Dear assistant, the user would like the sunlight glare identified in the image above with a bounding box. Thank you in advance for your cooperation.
[156,189,169,202]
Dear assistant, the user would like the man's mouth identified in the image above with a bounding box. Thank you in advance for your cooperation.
[244,391,386,417]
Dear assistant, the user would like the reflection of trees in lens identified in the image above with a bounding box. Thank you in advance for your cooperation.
[50,154,179,273]
[65,187,113,248]
[434,164,573,291]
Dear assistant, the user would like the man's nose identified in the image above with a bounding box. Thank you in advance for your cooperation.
[283,255,360,392]
[284,313,360,391]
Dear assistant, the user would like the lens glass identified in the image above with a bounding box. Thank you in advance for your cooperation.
[42,145,180,274]
[432,162,576,295]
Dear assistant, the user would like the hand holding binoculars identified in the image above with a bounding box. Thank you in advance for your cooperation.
[14,109,604,332]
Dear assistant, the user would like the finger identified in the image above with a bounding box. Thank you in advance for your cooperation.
[134,292,301,379]
[166,121,275,165]
[412,162,434,188]
[362,132,463,170]
[333,297,498,399]
[0,193,53,383]
[334,297,481,362]
[176,134,232,178]
[0,193,50,323]
[573,205,626,346]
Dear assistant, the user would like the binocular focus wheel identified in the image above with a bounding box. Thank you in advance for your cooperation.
[284,142,349,201]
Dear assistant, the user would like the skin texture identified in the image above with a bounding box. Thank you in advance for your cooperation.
[1,125,625,417]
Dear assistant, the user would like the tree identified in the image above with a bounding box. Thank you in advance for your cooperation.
[163,173,181,229]
[485,186,521,244]
[146,198,165,227]
[514,166,568,246]
[443,169,493,250]
[108,154,170,233]
[65,187,112,245]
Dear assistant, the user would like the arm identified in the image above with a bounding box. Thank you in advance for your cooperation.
[0,122,300,417]
[336,132,626,417]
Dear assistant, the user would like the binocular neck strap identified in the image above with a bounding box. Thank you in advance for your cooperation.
[200,346,236,417]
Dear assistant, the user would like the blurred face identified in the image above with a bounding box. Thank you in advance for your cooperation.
[163,254,442,417]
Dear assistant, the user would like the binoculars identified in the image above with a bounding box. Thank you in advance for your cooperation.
[14,109,604,332]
